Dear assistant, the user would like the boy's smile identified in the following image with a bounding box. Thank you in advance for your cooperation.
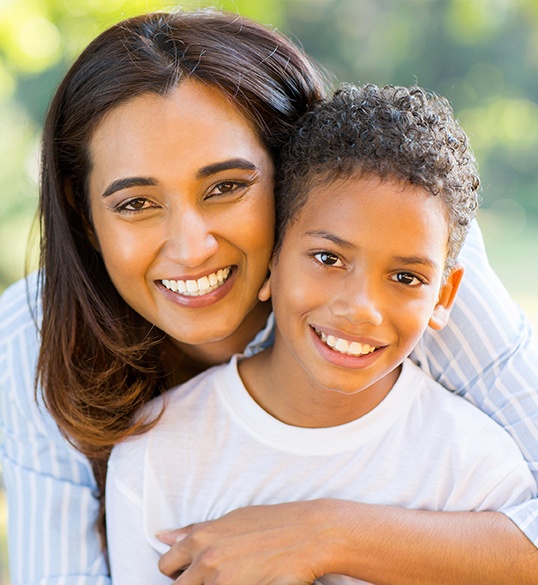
[244,173,462,427]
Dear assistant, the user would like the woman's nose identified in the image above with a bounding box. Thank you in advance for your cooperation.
[163,207,219,268]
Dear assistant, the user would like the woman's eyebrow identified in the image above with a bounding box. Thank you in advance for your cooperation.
[102,177,157,198]
[196,158,258,179]
[101,159,258,198]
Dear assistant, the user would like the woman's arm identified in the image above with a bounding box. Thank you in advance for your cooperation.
[413,220,538,544]
[0,276,110,585]
[158,501,538,585]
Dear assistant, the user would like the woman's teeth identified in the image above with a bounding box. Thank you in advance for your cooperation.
[314,327,377,356]
[162,267,231,297]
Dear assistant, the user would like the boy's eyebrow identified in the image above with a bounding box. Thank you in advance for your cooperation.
[392,255,441,270]
[303,230,354,249]
[101,158,258,198]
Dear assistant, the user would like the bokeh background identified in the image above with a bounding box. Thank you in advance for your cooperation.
[1,0,537,582]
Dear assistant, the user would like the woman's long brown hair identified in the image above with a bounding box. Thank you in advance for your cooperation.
[36,8,328,544]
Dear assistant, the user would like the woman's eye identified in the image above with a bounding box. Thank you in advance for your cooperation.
[314,252,343,267]
[208,181,247,198]
[391,272,423,286]
[116,197,156,213]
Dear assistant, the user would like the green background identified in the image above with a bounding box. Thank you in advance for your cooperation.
[1,0,538,581]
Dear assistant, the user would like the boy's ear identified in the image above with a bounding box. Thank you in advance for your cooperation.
[428,264,464,331]
[258,260,273,302]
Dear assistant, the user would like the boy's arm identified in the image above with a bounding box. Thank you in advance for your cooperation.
[0,276,110,585]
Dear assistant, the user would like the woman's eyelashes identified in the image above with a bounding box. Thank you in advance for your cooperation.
[115,197,159,214]
[112,179,252,215]
[206,180,250,199]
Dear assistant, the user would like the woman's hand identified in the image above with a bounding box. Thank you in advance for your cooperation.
[156,500,340,584]
[156,500,538,585]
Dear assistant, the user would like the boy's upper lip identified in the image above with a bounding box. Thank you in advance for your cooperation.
[310,323,386,348]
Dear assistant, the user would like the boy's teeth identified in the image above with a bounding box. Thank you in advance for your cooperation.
[162,267,231,297]
[314,327,377,356]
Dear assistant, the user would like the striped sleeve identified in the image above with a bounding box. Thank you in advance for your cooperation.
[411,221,538,546]
[0,275,110,585]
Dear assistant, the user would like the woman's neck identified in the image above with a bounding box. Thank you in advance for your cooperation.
[162,300,272,387]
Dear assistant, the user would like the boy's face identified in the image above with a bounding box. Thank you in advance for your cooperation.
[267,173,461,399]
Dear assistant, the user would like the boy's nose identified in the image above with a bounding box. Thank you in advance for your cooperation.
[331,279,384,326]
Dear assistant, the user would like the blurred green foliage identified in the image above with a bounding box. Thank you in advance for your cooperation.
[1,2,538,581]
[1,0,537,293]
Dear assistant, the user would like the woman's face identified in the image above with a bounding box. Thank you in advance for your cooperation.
[87,81,275,362]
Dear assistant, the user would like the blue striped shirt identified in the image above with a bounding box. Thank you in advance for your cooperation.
[1,222,537,584]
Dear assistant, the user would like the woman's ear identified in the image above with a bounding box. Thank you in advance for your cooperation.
[65,179,101,252]
[428,264,464,331]
[85,222,101,252]
[258,260,273,302]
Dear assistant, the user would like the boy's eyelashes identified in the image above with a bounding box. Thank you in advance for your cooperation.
[308,251,429,287]
[312,251,344,267]
[389,272,427,287]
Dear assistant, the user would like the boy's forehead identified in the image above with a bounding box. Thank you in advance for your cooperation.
[288,173,450,257]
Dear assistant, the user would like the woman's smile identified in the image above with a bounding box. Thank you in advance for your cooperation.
[161,266,233,297]
[158,266,237,309]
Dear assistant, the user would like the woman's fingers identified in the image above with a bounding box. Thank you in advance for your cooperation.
[156,527,190,546]
[157,503,326,585]
[157,536,192,578]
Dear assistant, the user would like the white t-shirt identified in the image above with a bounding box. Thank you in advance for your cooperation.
[106,357,535,585]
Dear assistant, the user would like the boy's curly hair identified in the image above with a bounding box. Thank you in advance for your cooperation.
[275,83,481,272]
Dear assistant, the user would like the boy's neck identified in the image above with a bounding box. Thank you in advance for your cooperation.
[238,344,401,428]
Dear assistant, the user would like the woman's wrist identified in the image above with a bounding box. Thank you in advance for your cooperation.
[302,500,538,585]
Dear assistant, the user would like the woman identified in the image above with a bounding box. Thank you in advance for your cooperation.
[0,8,536,585]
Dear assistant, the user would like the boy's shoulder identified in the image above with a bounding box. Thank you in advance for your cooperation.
[404,358,524,460]
[109,357,239,479]
[119,357,240,444]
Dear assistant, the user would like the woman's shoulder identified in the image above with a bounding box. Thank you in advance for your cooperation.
[0,272,41,342]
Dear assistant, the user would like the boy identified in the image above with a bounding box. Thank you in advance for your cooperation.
[106,84,536,584]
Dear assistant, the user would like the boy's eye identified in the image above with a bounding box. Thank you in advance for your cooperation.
[391,272,423,286]
[314,252,343,267]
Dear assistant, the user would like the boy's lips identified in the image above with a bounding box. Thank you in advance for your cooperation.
[161,266,233,297]
[312,326,382,357]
